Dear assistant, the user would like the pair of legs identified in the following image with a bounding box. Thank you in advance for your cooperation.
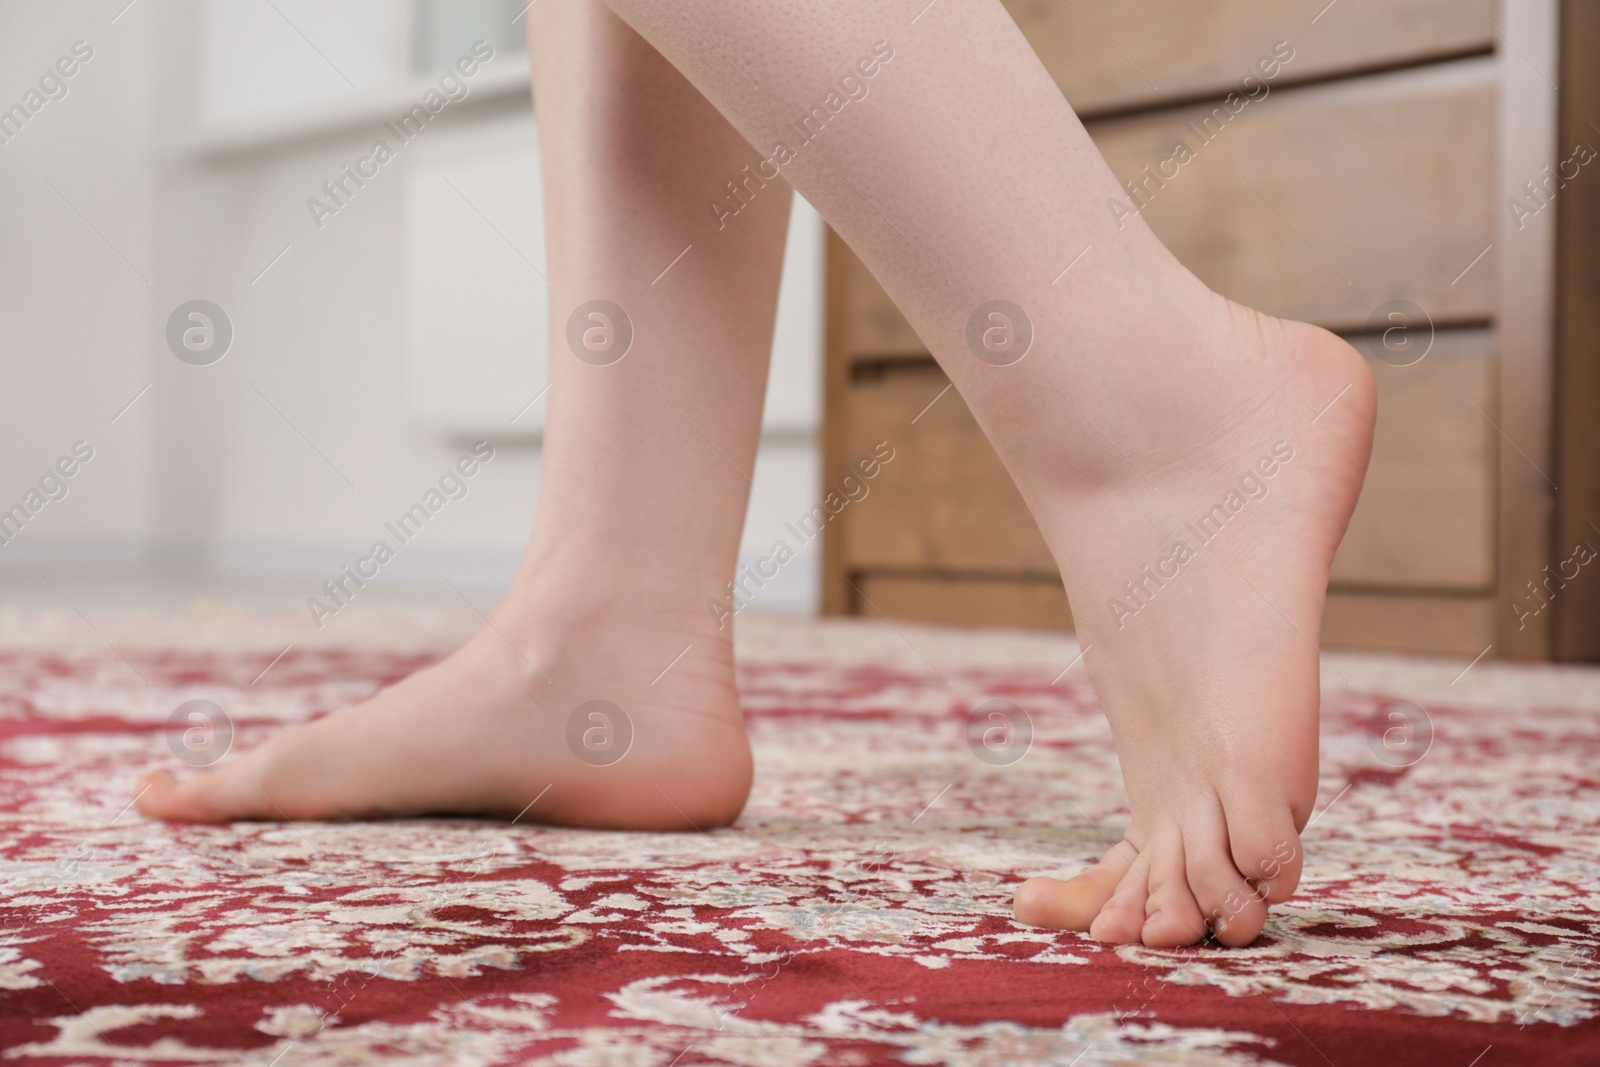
[139,0,1376,948]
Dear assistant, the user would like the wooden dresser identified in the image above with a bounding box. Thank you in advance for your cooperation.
[821,0,1600,660]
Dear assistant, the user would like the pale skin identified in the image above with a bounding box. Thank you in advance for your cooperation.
[139,0,1377,948]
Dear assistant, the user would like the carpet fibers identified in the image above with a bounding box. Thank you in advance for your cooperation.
[1,608,1598,1065]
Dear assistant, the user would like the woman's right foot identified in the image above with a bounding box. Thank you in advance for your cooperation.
[137,575,752,831]
[1012,301,1376,947]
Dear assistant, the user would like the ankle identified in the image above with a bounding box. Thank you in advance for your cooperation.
[1008,294,1279,492]
[484,542,730,661]
[517,527,727,602]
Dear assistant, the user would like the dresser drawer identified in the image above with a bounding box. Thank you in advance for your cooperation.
[1003,0,1493,116]
[1092,60,1497,330]
[1332,329,1496,589]
[842,363,1054,575]
[855,573,1075,631]
[840,329,1497,591]
[833,61,1497,361]
[851,571,1496,656]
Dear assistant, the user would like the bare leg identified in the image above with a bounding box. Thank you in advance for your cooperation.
[137,0,791,829]
[599,0,1375,945]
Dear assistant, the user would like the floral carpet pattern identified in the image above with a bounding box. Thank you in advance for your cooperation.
[1,606,1598,1065]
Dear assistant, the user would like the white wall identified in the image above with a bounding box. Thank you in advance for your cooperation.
[0,1,158,568]
[0,0,823,614]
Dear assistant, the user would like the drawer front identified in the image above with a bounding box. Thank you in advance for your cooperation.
[1322,591,1496,654]
[1003,0,1493,116]
[842,364,1056,575]
[835,62,1497,362]
[1092,61,1496,330]
[1332,329,1496,589]
[841,330,1497,591]
[855,572,1496,656]
[856,573,1074,632]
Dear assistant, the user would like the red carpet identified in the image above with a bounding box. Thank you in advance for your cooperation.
[1,608,1597,1065]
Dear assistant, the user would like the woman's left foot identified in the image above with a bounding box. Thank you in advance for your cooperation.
[136,575,753,831]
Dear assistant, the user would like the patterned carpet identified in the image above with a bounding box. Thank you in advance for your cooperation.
[1,606,1598,1065]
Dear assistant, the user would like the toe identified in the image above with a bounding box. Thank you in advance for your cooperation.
[1183,800,1269,947]
[1088,850,1153,943]
[1014,839,1135,931]
[1218,785,1304,904]
[135,760,271,824]
[1140,832,1208,947]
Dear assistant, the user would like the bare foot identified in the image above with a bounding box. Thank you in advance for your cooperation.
[1013,300,1376,947]
[137,578,752,830]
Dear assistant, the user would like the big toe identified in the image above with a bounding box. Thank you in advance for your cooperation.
[1014,842,1133,930]
[135,764,269,823]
